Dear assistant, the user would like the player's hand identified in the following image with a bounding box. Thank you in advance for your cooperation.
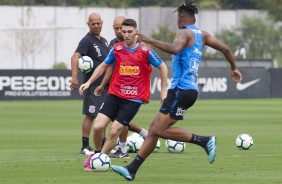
[79,82,90,96]
[135,33,150,43]
[160,90,167,103]
[70,78,79,91]
[142,100,149,104]
[231,69,242,83]
[94,85,104,96]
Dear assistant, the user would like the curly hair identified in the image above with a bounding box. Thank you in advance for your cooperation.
[174,0,199,15]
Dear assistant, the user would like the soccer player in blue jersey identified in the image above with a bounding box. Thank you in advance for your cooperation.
[111,1,242,181]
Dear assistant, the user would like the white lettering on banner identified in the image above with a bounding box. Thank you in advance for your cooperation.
[149,77,227,93]
[198,77,227,92]
[0,76,71,91]
[120,85,138,96]
[4,91,71,97]
[0,77,10,90]
[23,76,35,90]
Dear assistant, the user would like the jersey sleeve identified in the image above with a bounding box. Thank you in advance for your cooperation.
[104,48,115,65]
[148,49,163,67]
[75,38,89,55]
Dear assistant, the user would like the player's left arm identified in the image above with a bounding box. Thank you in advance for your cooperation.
[158,62,168,103]
[148,49,168,102]
[136,29,187,54]
[202,31,242,83]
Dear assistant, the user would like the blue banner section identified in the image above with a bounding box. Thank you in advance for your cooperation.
[269,68,282,97]
[150,67,270,99]
[0,68,280,100]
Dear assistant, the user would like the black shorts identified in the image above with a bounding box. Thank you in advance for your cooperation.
[99,94,141,126]
[83,85,109,118]
[160,88,198,120]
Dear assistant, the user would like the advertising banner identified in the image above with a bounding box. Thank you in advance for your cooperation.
[150,67,270,99]
[0,67,272,100]
[0,70,82,100]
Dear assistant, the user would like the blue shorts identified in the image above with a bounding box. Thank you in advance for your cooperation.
[83,85,109,118]
[99,94,141,126]
[160,88,198,120]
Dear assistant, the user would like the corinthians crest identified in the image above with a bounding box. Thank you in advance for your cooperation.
[89,105,96,113]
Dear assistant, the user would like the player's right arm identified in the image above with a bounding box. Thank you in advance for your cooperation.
[70,52,81,91]
[79,62,109,95]
[136,29,190,54]
[79,48,115,95]
[94,65,113,96]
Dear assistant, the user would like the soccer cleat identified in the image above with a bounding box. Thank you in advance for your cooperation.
[80,146,94,155]
[111,165,135,181]
[204,136,216,164]
[83,153,94,168]
[84,164,93,172]
[108,148,130,159]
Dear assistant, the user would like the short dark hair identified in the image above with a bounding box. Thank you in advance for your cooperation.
[174,0,199,15]
[122,19,137,28]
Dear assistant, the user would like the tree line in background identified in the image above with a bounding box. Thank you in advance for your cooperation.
[153,15,282,67]
[0,0,281,21]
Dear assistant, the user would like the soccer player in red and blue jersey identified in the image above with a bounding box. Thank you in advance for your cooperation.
[79,18,168,171]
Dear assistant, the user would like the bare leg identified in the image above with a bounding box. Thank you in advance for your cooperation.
[93,113,111,152]
[151,113,193,141]
[119,126,129,143]
[111,112,216,179]
[102,121,125,155]
[129,121,148,139]
[138,112,193,159]
[82,115,94,138]
[128,121,141,133]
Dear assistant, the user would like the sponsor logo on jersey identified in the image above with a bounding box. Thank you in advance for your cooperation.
[141,46,148,51]
[120,85,138,96]
[191,58,200,71]
[119,65,140,75]
[115,45,123,50]
[193,48,202,55]
[93,43,102,57]
[190,28,202,34]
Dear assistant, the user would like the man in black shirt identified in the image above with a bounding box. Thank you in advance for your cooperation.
[70,12,112,155]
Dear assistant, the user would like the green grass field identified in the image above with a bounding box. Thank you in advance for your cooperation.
[0,99,282,184]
